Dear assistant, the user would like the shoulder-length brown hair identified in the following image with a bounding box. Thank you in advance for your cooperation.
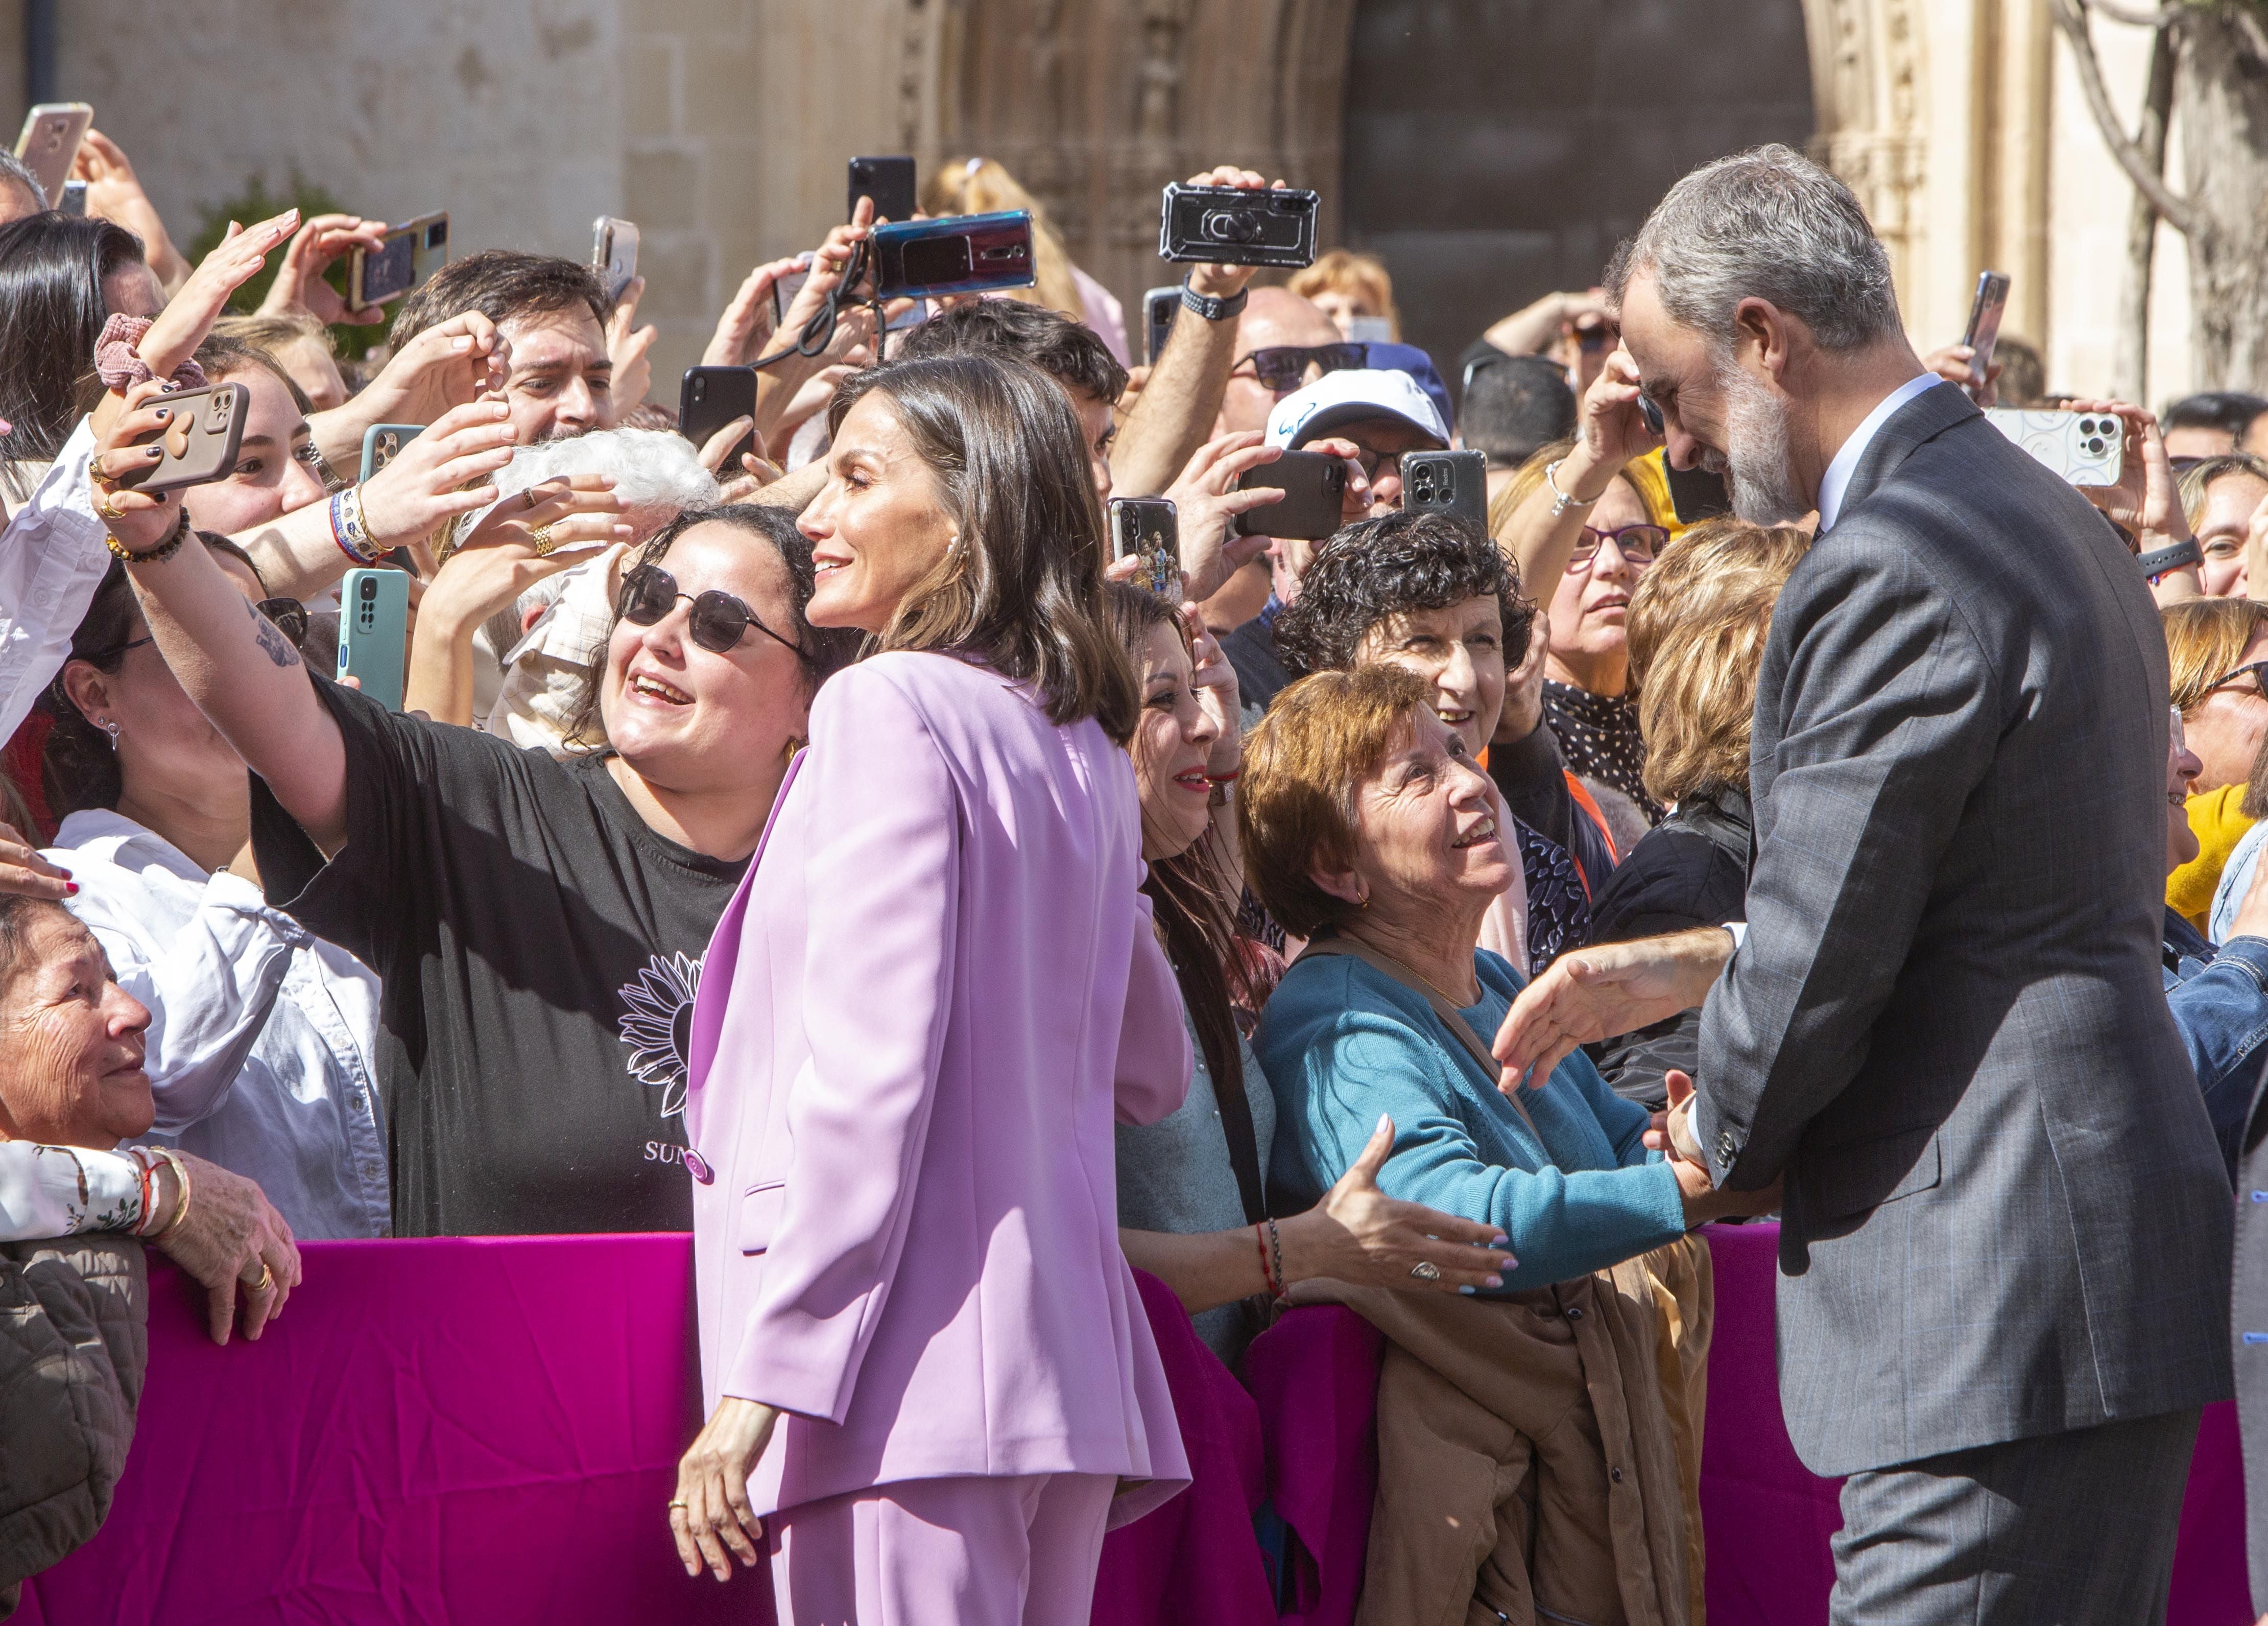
[829,354,1137,743]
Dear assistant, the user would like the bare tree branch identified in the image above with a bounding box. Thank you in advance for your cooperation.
[2051,0,2205,236]
[2082,0,2184,27]
[2231,3,2268,73]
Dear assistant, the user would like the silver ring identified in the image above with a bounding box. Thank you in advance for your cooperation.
[1410,1261,1443,1283]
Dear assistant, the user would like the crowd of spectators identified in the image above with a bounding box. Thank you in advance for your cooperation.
[0,121,2261,1624]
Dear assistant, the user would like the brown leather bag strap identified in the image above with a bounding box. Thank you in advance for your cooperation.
[1301,936,1539,1135]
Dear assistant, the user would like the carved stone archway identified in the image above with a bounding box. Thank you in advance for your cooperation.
[1801,0,1932,324]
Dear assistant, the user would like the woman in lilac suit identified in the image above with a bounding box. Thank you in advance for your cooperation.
[670,354,1194,1621]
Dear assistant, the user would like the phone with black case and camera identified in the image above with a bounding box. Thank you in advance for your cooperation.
[1401,450,1489,531]
[848,156,918,224]
[1234,451,1348,540]
[679,366,757,469]
[1158,183,1320,270]
[1109,498,1179,597]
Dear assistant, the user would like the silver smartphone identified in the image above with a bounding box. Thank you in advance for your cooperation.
[1985,408,2124,487]
[1961,271,2011,405]
[14,103,91,208]
[592,216,639,304]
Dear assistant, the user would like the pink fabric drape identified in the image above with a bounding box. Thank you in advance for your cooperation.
[17,1226,2249,1624]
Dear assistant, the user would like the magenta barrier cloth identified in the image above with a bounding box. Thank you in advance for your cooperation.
[15,1228,2252,1624]
[1091,1272,1276,1626]
[20,1235,770,1626]
[1239,1304,1384,1623]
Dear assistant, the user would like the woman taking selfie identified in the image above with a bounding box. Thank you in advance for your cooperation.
[84,372,850,1238]
[674,355,1191,1621]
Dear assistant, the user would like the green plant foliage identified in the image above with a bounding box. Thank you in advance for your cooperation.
[186,171,379,357]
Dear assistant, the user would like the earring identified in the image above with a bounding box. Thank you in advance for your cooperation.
[99,718,120,750]
[945,534,960,554]
[780,735,806,769]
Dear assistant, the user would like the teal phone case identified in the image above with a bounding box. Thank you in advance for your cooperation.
[337,568,410,712]
[358,422,423,486]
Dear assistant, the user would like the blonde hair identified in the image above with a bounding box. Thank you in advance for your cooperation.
[922,157,1084,324]
[1288,250,1399,340]
[1625,520,1812,803]
[2165,597,2268,715]
[2177,452,2268,532]
[1487,436,1674,541]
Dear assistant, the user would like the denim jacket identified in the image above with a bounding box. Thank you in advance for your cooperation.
[2163,907,2268,1181]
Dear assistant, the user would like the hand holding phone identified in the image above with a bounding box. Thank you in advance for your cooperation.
[1159,183,1321,270]
[1959,272,2010,405]
[1109,499,1180,597]
[336,568,411,712]
[105,383,250,495]
[871,213,1035,301]
[350,213,450,310]
[680,366,757,469]
[1234,451,1348,540]
[592,217,640,304]
[14,103,91,207]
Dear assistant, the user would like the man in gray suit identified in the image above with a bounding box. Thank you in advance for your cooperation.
[1495,145,2231,1622]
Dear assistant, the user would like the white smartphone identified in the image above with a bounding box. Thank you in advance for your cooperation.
[14,103,91,208]
[1985,408,2124,487]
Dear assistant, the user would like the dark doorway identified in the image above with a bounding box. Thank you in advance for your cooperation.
[1341,0,1815,408]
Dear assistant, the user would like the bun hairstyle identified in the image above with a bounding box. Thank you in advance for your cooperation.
[829,353,1138,743]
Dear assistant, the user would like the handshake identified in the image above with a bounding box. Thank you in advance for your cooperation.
[1492,925,1782,1224]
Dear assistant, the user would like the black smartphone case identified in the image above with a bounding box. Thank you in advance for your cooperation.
[679,366,757,467]
[1402,450,1489,532]
[849,156,918,224]
[1235,451,1349,540]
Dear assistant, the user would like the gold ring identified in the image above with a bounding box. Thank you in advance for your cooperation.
[530,522,556,557]
[240,1262,273,1292]
[522,488,540,511]
[1409,1261,1443,1283]
[667,1499,689,1513]
[94,488,126,522]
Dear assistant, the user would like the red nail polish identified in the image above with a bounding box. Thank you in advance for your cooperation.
[65,882,78,896]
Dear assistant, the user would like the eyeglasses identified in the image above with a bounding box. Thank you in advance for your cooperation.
[257,598,309,652]
[78,634,154,665]
[616,563,801,657]
[2208,659,2268,700]
[1572,524,1666,567]
[1233,343,1366,395]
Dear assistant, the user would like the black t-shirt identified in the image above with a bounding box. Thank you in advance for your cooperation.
[250,680,747,1237]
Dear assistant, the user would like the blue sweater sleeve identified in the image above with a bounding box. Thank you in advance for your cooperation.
[1271,999,1686,1292]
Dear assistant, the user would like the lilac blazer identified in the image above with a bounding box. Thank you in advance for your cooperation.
[684,651,1193,1523]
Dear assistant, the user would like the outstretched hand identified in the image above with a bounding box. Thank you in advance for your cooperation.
[136,208,302,381]
[1492,926,1736,1091]
[1280,1113,1514,1297]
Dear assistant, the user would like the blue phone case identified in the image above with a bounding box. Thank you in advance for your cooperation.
[871,211,1035,301]
[337,568,410,712]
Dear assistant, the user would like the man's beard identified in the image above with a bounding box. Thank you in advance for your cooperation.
[1705,362,1807,526]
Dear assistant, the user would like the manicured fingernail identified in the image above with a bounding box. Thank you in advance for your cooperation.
[153,409,169,420]
[1376,1113,1391,1134]
[1491,1236,1508,1247]
[1485,1276,1503,1288]
[1459,1285,1477,1295]
[64,882,77,896]
[146,445,163,458]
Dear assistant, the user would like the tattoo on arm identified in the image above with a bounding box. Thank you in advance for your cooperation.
[246,598,302,669]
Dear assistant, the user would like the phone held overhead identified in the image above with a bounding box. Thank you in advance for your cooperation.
[679,366,757,468]
[1158,183,1321,270]
[1235,451,1347,541]
[350,213,450,310]
[14,103,92,208]
[870,212,1036,302]
[1984,408,2124,487]
[1961,271,2011,404]
[1401,450,1489,531]
[592,216,640,304]
[847,156,917,224]
[1143,285,1180,366]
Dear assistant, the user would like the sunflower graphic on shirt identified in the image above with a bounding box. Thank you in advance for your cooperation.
[617,952,701,1118]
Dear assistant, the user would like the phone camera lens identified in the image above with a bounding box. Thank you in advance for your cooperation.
[360,578,378,601]
[2085,438,2106,455]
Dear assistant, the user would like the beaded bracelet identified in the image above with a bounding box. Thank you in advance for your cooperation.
[328,487,380,565]
[1265,1217,1286,1307]
[104,502,191,564]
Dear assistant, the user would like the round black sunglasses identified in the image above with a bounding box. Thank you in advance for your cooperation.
[616,563,802,656]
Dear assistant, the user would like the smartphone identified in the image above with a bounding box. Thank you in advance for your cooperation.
[59,179,86,217]
[107,383,249,495]
[1158,183,1321,270]
[1234,451,1349,540]
[1961,272,2011,404]
[1109,498,1179,596]
[349,212,450,309]
[871,212,1035,301]
[14,103,91,208]
[679,365,757,468]
[358,423,423,486]
[336,568,411,712]
[1143,286,1180,366]
[848,155,918,224]
[1665,461,1734,525]
[770,254,814,327]
[1400,450,1489,530]
[592,216,640,304]
[1985,408,2125,486]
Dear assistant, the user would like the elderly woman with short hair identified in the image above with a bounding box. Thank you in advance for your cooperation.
[0,892,298,1605]
[1243,664,1772,1626]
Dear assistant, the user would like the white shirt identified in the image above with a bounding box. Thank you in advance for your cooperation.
[1813,372,1944,534]
[0,418,112,745]
[49,811,390,1239]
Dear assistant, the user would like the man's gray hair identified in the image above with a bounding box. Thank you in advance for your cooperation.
[453,426,720,546]
[1606,144,1903,352]
[0,149,47,216]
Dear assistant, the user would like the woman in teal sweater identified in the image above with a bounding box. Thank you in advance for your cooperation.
[1237,663,1773,1623]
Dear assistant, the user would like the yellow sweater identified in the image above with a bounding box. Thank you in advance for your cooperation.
[2169,783,2254,932]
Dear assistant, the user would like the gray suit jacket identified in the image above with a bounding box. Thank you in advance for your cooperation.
[1695,379,2233,1477]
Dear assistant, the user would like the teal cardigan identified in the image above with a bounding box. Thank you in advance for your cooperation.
[1253,945,1687,1293]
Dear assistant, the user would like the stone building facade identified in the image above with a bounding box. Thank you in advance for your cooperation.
[0,0,2209,405]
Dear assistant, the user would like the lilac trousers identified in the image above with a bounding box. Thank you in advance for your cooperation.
[768,1473,1118,1625]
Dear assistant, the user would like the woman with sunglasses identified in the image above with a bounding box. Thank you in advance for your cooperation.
[8,534,387,1240]
[85,375,854,1239]
[669,354,1189,1621]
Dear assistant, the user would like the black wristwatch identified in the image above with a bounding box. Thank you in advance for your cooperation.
[1180,278,1248,323]
[2137,538,2202,578]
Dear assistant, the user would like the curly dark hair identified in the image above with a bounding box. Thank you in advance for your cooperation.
[1272,510,1533,679]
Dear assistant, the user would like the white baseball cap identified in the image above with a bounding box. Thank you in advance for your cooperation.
[1264,367,1451,451]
